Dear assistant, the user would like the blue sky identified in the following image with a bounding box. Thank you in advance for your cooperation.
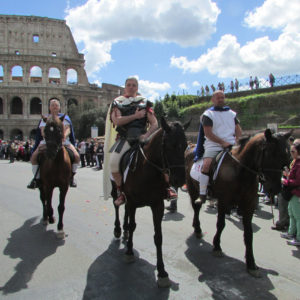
[1,0,300,101]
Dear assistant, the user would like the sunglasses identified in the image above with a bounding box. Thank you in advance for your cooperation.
[290,150,297,153]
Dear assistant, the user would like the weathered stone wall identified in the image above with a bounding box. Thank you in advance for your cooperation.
[0,15,124,140]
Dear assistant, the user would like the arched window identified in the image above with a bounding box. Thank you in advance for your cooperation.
[67,68,78,84]
[30,97,42,114]
[0,65,3,82]
[30,128,37,140]
[48,67,61,84]
[11,97,23,114]
[10,128,23,141]
[30,66,42,83]
[11,65,23,82]
[0,98,3,114]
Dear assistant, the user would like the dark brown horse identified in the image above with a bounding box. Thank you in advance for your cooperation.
[185,129,291,277]
[112,117,189,287]
[38,115,72,239]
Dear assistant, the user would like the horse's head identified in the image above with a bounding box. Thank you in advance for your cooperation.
[260,129,291,196]
[43,114,65,160]
[161,117,190,188]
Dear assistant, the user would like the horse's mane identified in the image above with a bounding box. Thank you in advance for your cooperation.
[235,135,251,154]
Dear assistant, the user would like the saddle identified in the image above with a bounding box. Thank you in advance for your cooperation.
[37,146,75,164]
[119,143,140,181]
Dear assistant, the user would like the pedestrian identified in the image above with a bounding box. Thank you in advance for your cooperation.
[269,73,275,87]
[249,76,254,90]
[235,78,239,92]
[280,142,300,246]
[254,76,259,89]
[78,140,86,167]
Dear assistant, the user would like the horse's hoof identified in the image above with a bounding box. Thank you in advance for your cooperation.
[41,218,48,225]
[56,230,65,239]
[247,268,261,278]
[212,250,224,257]
[114,229,121,239]
[123,254,135,263]
[49,217,56,224]
[194,231,203,239]
[123,230,129,240]
[157,276,171,288]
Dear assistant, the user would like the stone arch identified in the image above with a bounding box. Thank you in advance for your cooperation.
[11,65,23,82]
[48,67,61,84]
[67,68,78,84]
[10,128,23,141]
[30,97,42,114]
[30,66,42,83]
[0,98,3,114]
[29,128,38,140]
[0,65,3,82]
[11,97,23,114]
[0,129,3,140]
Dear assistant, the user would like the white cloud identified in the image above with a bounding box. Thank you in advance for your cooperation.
[171,0,300,78]
[65,0,220,75]
[192,81,201,86]
[129,75,171,101]
[179,83,187,90]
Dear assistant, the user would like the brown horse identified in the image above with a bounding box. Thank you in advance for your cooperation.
[38,115,72,239]
[185,129,291,277]
[112,117,189,287]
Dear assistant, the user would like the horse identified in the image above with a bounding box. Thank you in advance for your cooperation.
[38,114,72,239]
[185,129,291,277]
[111,117,189,287]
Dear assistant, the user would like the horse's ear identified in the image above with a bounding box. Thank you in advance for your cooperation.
[59,114,66,122]
[42,115,47,123]
[161,116,171,133]
[264,128,273,141]
[183,118,192,131]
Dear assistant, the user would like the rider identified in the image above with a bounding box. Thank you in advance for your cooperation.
[194,90,242,204]
[27,99,80,189]
[108,77,177,206]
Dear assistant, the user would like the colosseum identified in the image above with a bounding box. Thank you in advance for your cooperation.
[0,14,124,141]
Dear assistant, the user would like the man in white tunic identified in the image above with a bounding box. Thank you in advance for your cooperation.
[196,90,242,204]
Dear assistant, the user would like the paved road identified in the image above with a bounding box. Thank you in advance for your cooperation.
[0,160,299,300]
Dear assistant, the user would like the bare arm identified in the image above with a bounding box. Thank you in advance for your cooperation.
[139,111,158,141]
[111,107,146,126]
[235,123,242,143]
[64,124,71,141]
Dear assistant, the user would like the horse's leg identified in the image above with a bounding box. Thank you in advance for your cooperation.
[124,206,136,263]
[242,213,261,277]
[123,204,129,240]
[56,186,68,239]
[113,201,121,239]
[45,187,55,224]
[39,186,48,225]
[191,201,202,238]
[212,207,226,256]
[151,203,171,288]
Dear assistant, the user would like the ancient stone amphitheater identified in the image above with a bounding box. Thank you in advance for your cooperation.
[0,15,123,141]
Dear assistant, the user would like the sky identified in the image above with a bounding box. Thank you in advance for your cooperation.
[1,0,300,101]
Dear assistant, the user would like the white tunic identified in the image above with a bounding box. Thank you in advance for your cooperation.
[203,109,236,151]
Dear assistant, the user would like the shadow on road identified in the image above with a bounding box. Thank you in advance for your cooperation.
[83,239,176,300]
[184,234,278,299]
[0,216,65,295]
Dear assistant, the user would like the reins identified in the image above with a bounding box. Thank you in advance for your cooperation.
[138,130,185,176]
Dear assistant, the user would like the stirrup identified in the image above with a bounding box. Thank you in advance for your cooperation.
[27,178,39,189]
[166,187,177,201]
[114,192,126,206]
[195,194,207,205]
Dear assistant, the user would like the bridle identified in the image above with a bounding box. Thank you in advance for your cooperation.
[138,130,185,176]
[45,122,63,158]
[227,140,284,183]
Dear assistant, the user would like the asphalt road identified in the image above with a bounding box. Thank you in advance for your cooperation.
[0,160,299,300]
